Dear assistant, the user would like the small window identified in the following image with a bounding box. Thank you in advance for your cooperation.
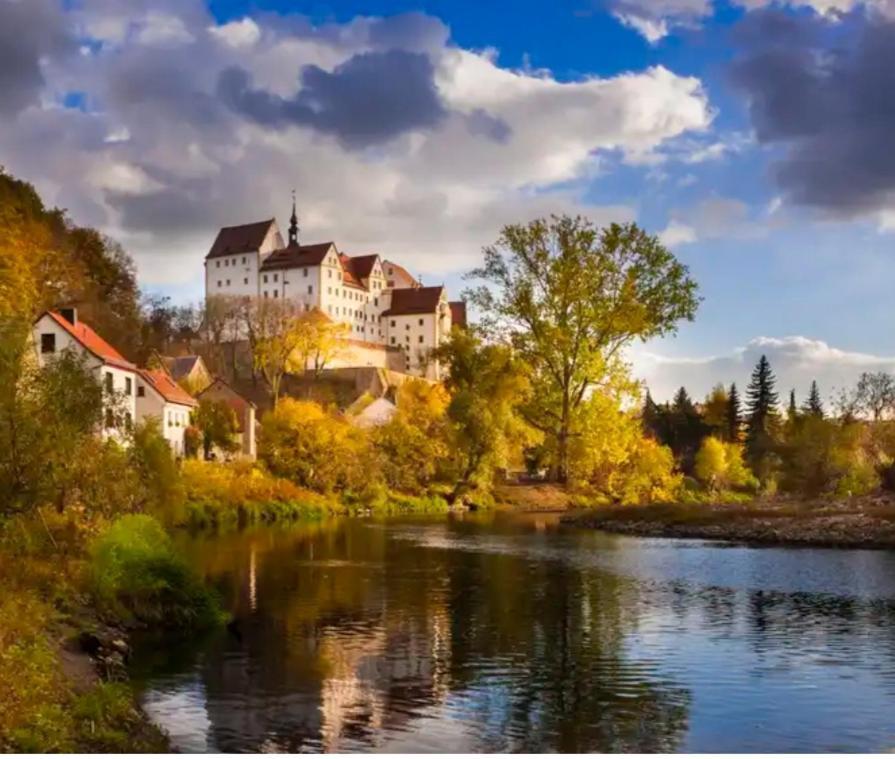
[263,274,268,283]
[224,259,229,267]
[390,320,396,327]
[215,261,220,268]
[273,273,278,282]
[328,270,332,279]
[105,372,113,392]
[40,333,55,354]
[125,377,132,395]
[242,256,246,264]
[418,318,424,326]
[226,279,230,286]
[418,336,424,344]
[303,267,308,276]
[273,291,279,298]
[405,324,410,331]
[328,287,332,295]
[264,291,268,299]
[137,385,145,398]
[244,278,249,285]
[308,285,313,295]
[217,280,222,288]
[390,337,396,345]
[374,298,378,306]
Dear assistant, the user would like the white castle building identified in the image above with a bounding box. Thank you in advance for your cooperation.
[204,202,465,380]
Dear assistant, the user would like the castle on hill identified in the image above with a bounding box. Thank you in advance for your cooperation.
[204,200,465,380]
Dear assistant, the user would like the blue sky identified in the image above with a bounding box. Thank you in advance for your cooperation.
[4,0,895,399]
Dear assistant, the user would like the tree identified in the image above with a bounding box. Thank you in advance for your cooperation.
[252,308,306,406]
[803,380,824,418]
[694,437,727,491]
[466,216,699,482]
[787,389,798,422]
[726,382,741,443]
[703,384,729,438]
[855,371,895,421]
[745,354,780,482]
[193,399,239,459]
[435,329,534,501]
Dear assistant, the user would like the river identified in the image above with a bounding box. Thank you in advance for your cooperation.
[130,512,895,752]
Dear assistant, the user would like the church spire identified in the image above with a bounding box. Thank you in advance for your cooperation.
[288,189,299,246]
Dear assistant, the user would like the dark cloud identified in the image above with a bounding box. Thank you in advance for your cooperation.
[730,10,895,214]
[0,0,74,116]
[466,108,512,143]
[218,49,447,149]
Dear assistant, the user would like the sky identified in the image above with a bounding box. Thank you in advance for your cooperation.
[3,0,895,401]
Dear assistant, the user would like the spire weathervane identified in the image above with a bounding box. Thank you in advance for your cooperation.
[288,188,299,246]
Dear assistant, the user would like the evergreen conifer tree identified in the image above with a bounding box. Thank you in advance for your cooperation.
[787,388,798,421]
[745,354,780,478]
[803,380,824,418]
[727,382,741,442]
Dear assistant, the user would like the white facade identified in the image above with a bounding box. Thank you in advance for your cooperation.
[33,312,137,441]
[204,219,457,378]
[135,373,196,457]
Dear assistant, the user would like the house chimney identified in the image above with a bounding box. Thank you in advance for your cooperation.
[59,307,77,326]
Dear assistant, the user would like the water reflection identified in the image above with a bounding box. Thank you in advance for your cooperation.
[131,514,895,753]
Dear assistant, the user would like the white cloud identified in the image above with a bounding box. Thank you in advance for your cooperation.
[735,0,895,17]
[631,335,895,402]
[609,0,713,41]
[658,220,697,247]
[0,2,712,290]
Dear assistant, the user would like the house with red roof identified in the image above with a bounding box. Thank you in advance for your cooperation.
[197,378,257,460]
[136,367,199,457]
[33,308,138,439]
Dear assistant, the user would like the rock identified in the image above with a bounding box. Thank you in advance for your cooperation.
[110,638,129,656]
[77,630,102,656]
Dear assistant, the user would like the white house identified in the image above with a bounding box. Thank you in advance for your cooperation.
[33,309,138,439]
[135,367,199,457]
[204,203,460,379]
[196,378,257,460]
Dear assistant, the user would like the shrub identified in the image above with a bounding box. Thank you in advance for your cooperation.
[694,437,759,493]
[89,514,223,629]
[180,459,331,528]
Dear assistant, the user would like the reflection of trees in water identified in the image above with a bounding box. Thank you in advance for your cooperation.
[171,519,691,752]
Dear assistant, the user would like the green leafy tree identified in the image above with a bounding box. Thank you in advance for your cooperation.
[745,354,780,483]
[193,399,239,460]
[465,216,699,482]
[435,329,534,501]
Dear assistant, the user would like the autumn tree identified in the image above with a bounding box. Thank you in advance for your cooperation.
[193,399,239,459]
[855,372,895,421]
[703,384,729,438]
[466,216,699,482]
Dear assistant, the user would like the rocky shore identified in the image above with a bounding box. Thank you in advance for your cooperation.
[564,496,895,549]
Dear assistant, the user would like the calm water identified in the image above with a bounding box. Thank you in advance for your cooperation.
[131,512,895,753]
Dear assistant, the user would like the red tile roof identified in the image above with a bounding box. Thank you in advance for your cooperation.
[339,254,364,287]
[449,301,467,329]
[43,311,136,371]
[197,378,255,431]
[207,219,276,260]
[260,242,334,271]
[139,368,198,407]
[382,286,445,316]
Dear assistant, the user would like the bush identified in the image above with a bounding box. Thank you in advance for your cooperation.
[180,459,332,528]
[89,514,223,629]
[694,437,759,493]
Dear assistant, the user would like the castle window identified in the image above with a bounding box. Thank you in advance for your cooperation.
[40,333,55,354]
[418,318,424,326]
[242,256,246,264]
[308,285,313,295]
[263,291,268,299]
[273,274,278,282]
[390,337,396,345]
[390,320,396,327]
[405,324,410,331]
[244,278,248,285]
[217,281,222,288]
[328,287,332,295]
[374,298,378,306]
[303,268,308,276]
[226,279,230,286]
[215,261,220,268]
[263,275,268,283]
[273,290,278,298]
[328,270,332,279]
[418,336,424,344]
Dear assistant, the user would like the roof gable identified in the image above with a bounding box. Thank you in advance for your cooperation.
[138,368,198,407]
[260,242,334,271]
[382,286,445,316]
[41,311,136,371]
[207,219,276,260]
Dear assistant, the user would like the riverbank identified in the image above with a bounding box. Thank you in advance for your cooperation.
[564,495,895,548]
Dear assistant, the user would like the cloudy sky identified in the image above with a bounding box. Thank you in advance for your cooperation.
[4,0,895,401]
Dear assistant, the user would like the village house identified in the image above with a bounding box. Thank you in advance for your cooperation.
[197,377,257,460]
[33,309,200,455]
[135,367,198,457]
[204,201,464,380]
[33,309,138,439]
[160,353,213,394]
